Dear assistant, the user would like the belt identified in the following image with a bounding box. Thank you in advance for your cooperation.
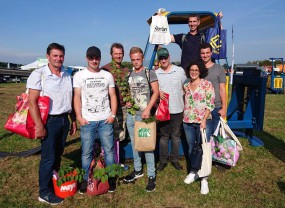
[49,113,68,117]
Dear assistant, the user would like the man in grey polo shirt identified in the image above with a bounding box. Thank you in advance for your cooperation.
[155,48,187,171]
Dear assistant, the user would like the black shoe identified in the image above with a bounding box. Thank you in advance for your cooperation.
[108,177,117,193]
[171,162,183,170]
[38,193,63,205]
[124,169,144,183]
[157,162,167,171]
[146,176,156,192]
[79,180,87,194]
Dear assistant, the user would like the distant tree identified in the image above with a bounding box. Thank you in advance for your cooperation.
[0,62,7,67]
[246,59,282,67]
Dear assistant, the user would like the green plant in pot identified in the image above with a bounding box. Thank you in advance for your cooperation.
[92,163,124,182]
[55,166,86,187]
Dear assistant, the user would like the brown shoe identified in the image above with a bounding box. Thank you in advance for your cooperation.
[171,162,183,170]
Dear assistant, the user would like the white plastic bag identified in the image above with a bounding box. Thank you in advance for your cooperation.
[149,10,171,45]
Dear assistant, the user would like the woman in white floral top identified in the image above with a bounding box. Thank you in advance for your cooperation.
[182,61,215,195]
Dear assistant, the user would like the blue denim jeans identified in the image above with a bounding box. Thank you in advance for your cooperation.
[126,113,156,177]
[39,114,69,196]
[210,107,222,134]
[80,120,114,180]
[183,120,212,160]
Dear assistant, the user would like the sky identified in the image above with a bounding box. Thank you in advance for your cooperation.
[0,0,285,67]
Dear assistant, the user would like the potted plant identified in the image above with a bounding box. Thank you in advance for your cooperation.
[86,160,124,196]
[92,163,124,182]
[52,166,85,198]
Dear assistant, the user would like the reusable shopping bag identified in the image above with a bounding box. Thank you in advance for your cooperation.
[211,117,242,166]
[134,121,156,151]
[206,14,227,59]
[149,9,171,45]
[155,92,170,121]
[197,129,212,177]
[4,89,50,139]
[87,158,110,196]
[53,173,77,198]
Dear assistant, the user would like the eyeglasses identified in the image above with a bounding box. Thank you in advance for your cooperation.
[190,69,199,73]
[154,65,158,66]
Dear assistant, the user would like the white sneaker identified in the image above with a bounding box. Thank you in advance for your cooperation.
[200,179,209,195]
[184,172,196,184]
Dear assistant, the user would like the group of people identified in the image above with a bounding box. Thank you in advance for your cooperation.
[26,13,226,206]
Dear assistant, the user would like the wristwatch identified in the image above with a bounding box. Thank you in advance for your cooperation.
[110,114,116,118]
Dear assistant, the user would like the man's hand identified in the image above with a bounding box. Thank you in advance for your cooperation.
[105,116,115,124]
[141,109,151,119]
[69,121,77,136]
[77,117,90,126]
[219,108,227,119]
[35,124,47,139]
[159,90,167,100]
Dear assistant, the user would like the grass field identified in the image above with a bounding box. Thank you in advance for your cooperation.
[0,83,285,208]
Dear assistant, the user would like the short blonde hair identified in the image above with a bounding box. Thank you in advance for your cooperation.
[129,47,143,56]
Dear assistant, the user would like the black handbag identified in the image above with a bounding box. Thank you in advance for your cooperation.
[190,140,203,170]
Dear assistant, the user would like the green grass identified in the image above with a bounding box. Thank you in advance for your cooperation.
[0,83,285,208]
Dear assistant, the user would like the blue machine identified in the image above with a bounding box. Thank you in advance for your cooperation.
[266,58,284,94]
[121,11,267,160]
[227,65,267,146]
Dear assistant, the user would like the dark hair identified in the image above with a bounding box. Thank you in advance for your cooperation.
[188,14,200,21]
[185,61,208,79]
[110,43,124,55]
[200,42,212,52]
[46,43,65,55]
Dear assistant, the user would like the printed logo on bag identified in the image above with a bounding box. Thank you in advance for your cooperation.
[154,26,168,33]
[138,128,150,137]
[209,35,222,55]
[88,178,94,191]
[60,183,76,192]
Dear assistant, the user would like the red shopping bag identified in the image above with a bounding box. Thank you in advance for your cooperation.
[53,178,77,198]
[4,92,50,139]
[155,93,170,121]
[87,158,110,196]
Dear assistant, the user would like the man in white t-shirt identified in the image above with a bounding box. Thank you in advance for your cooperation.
[73,46,117,193]
[155,48,187,171]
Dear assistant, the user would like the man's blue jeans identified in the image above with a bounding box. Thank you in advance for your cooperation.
[183,120,212,159]
[210,107,222,134]
[80,120,114,180]
[39,114,69,196]
[126,113,155,178]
